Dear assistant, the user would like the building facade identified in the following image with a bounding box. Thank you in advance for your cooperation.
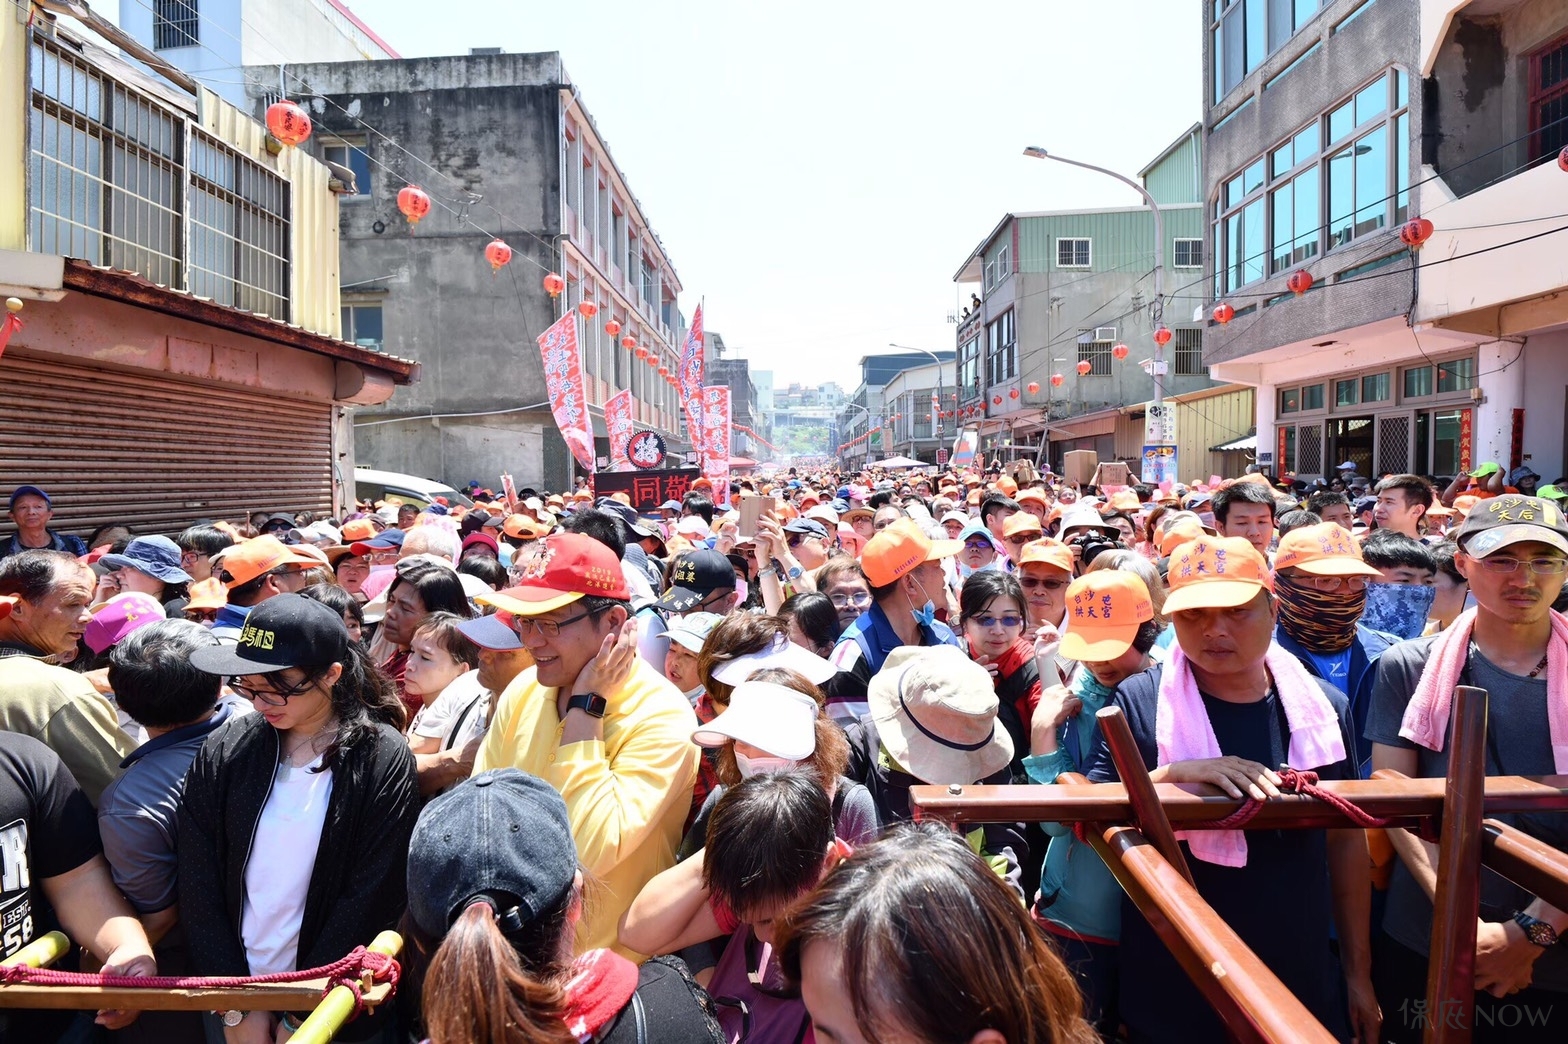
[952,127,1222,474]
[835,353,953,469]
[881,361,948,466]
[0,6,413,533]
[1197,0,1565,483]
[273,52,687,491]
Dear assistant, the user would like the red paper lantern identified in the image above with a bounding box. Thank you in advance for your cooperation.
[1559,145,1568,173]
[1009,388,1019,399]
[577,300,599,319]
[657,365,669,377]
[1213,303,1235,325]
[1399,218,1434,249]
[265,99,312,147]
[1076,360,1093,376]
[484,239,512,272]
[397,185,431,225]
[605,319,622,337]
[1112,343,1131,361]
[1151,328,1171,348]
[543,272,565,298]
[634,346,649,360]
[1287,269,1314,295]
[1027,381,1040,394]
[1050,374,1065,388]
[622,335,638,351]
[992,395,1003,405]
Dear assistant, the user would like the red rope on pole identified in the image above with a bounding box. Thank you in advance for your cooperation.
[1208,768,1393,829]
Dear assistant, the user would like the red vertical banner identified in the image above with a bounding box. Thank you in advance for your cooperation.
[700,385,731,506]
[1277,426,1288,472]
[0,308,22,362]
[536,311,596,478]
[679,303,705,448]
[1458,408,1473,473]
[605,389,635,471]
[1509,408,1525,474]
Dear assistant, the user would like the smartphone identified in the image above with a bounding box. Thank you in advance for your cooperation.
[737,493,768,537]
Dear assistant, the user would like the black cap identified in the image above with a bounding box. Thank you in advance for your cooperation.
[1455,495,1568,559]
[189,594,350,676]
[594,498,657,538]
[782,517,828,539]
[406,769,577,939]
[654,550,735,612]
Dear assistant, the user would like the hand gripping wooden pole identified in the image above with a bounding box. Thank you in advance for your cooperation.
[1097,705,1195,886]
[287,931,403,1044]
[1425,685,1488,1044]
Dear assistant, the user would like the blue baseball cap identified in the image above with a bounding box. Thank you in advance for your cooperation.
[349,529,405,555]
[8,486,49,508]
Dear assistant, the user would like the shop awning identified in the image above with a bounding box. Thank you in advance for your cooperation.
[1212,433,1258,452]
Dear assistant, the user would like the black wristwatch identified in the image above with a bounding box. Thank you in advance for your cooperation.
[1514,912,1560,948]
[566,692,607,719]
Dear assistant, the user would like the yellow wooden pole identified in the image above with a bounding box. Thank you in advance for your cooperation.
[287,931,402,1044]
[0,932,69,969]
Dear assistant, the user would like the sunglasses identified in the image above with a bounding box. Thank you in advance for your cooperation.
[229,673,315,706]
[1019,576,1069,592]
[970,614,1024,630]
[963,539,994,551]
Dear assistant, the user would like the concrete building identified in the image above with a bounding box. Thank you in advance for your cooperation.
[0,5,413,533]
[119,0,399,109]
[952,126,1222,473]
[1197,0,1557,483]
[881,361,948,466]
[836,352,954,469]
[707,355,760,460]
[274,52,687,491]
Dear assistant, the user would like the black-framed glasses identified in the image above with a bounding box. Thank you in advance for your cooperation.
[1476,556,1568,576]
[1005,532,1042,545]
[510,609,595,639]
[230,674,315,707]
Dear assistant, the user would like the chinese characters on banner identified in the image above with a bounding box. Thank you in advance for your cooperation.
[1458,408,1473,473]
[605,390,635,471]
[679,303,706,448]
[536,311,596,479]
[699,385,731,506]
[595,469,701,510]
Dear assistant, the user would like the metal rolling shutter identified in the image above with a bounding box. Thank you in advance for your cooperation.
[0,351,333,537]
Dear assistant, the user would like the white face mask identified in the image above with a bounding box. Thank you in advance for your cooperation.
[734,752,799,778]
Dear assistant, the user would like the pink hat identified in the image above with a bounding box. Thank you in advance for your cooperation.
[85,592,167,654]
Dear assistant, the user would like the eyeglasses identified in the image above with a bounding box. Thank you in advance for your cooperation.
[828,591,873,610]
[510,609,595,639]
[1289,574,1370,592]
[1019,576,1069,592]
[971,614,1024,630]
[230,674,316,707]
[1476,556,1568,575]
[1005,533,1042,545]
[963,539,994,551]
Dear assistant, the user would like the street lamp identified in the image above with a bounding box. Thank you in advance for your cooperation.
[887,344,947,452]
[1022,146,1166,407]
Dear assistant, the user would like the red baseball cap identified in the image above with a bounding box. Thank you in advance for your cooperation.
[478,533,631,616]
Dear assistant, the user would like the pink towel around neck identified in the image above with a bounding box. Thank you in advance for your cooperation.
[1155,642,1346,867]
[1398,607,1568,772]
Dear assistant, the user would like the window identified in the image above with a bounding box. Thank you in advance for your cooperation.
[1056,238,1091,269]
[188,131,291,319]
[321,136,370,198]
[1077,331,1112,377]
[983,243,1010,291]
[1211,0,1326,103]
[1213,68,1408,294]
[1301,383,1324,411]
[1361,372,1389,402]
[341,303,383,350]
[1528,32,1568,169]
[1174,328,1204,376]
[154,0,199,49]
[986,311,1016,385]
[1336,378,1357,406]
[1174,238,1204,268]
[1280,387,1301,414]
[1437,357,1475,393]
[959,335,982,400]
[1402,365,1433,399]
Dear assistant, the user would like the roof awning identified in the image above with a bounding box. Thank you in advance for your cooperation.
[1212,433,1258,452]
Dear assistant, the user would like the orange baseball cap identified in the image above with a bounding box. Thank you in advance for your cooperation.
[1015,488,1048,507]
[1108,490,1141,512]
[1157,518,1206,558]
[995,476,1019,496]
[1163,537,1272,614]
[1060,572,1155,661]
[1452,494,1481,516]
[1002,512,1044,540]
[1017,537,1073,574]
[340,518,379,542]
[861,519,963,587]
[1272,522,1381,578]
[184,577,228,612]
[966,489,982,506]
[478,533,631,616]
[503,514,549,540]
[213,536,320,588]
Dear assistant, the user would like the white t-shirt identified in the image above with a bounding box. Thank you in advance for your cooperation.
[409,673,493,753]
[242,754,333,975]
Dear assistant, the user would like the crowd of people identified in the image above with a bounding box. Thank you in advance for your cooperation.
[0,453,1563,1043]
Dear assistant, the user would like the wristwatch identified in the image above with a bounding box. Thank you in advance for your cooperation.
[566,692,608,719]
[1513,912,1560,948]
[220,1010,246,1027]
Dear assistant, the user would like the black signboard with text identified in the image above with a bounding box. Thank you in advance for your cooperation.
[596,468,701,510]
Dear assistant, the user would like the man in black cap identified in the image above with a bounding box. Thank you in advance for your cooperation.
[781,517,830,571]
[1,486,87,560]
[655,550,740,617]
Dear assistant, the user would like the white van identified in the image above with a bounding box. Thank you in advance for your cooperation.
[353,467,474,509]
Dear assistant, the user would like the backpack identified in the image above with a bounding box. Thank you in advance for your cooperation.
[707,930,812,1044]
[597,955,726,1044]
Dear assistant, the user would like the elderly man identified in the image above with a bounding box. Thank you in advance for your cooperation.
[1368,496,1568,1040]
[0,551,133,804]
[1089,536,1377,1044]
[1,486,87,559]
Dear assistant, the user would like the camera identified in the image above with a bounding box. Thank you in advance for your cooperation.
[1065,531,1122,570]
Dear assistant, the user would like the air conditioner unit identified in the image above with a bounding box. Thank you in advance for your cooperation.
[1094,327,1118,342]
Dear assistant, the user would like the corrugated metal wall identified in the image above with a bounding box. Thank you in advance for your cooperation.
[1111,385,1256,483]
[1016,207,1205,275]
[1143,131,1203,205]
[0,350,333,535]
[197,87,343,341]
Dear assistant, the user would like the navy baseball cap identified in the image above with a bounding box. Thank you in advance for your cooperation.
[8,485,49,508]
[654,550,736,612]
[406,769,577,938]
[188,594,350,675]
[782,517,829,539]
[349,529,405,555]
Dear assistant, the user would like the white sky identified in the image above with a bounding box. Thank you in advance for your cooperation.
[112,0,1204,390]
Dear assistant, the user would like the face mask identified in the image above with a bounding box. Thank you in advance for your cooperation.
[735,753,799,778]
[909,577,937,628]
[1274,571,1366,652]
[735,578,749,604]
[1361,581,1437,640]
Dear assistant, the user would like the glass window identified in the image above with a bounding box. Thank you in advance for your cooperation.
[1328,99,1355,144]
[1362,372,1390,402]
[1396,68,1409,108]
[1295,0,1320,26]
[1280,387,1301,413]
[1336,379,1357,406]
[1243,159,1266,195]
[1271,141,1294,178]
[322,139,370,198]
[1354,77,1387,125]
[1432,409,1462,476]
[1245,0,1268,72]
[1352,124,1388,239]
[1437,358,1475,392]
[1302,384,1325,410]
[1293,125,1319,163]
[1282,424,1297,471]
[1327,142,1356,247]
[1403,365,1433,399]
[1395,112,1410,223]
[1271,166,1320,273]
